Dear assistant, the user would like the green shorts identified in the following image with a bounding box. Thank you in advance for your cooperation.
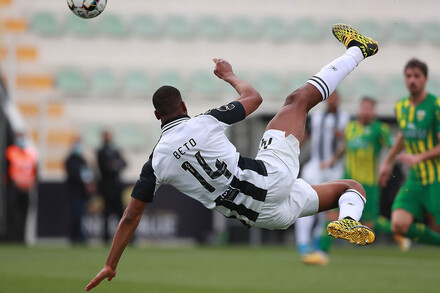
[361,184,380,222]
[392,180,440,225]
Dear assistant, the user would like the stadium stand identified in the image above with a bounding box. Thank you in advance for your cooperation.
[158,71,186,91]
[30,12,60,36]
[228,17,259,41]
[98,14,126,37]
[196,16,225,40]
[123,70,151,93]
[292,18,321,42]
[132,14,161,39]
[56,68,87,93]
[65,14,95,37]
[260,18,290,43]
[388,20,417,44]
[164,15,193,40]
[90,69,118,93]
[419,21,440,45]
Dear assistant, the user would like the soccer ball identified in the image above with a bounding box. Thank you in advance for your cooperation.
[67,0,107,19]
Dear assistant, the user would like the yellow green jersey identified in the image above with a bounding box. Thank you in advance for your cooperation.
[395,93,440,185]
[344,120,392,185]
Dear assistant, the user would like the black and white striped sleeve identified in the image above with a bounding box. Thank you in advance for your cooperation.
[131,156,157,203]
[204,101,246,125]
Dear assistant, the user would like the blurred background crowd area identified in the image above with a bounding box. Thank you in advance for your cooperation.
[0,0,439,245]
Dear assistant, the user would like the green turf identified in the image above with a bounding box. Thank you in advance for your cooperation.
[0,244,439,293]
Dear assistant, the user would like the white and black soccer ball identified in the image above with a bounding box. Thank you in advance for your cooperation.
[67,0,107,19]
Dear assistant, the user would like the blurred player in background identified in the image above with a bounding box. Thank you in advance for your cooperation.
[379,58,440,247]
[307,97,394,265]
[65,136,96,244]
[86,24,379,290]
[97,130,127,243]
[295,91,349,263]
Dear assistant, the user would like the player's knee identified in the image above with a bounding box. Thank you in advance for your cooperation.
[345,179,366,199]
[391,220,410,235]
[284,89,309,111]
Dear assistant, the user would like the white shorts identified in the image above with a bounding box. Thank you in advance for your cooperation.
[254,129,319,230]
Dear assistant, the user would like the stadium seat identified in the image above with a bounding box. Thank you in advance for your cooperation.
[65,14,95,37]
[353,75,381,98]
[196,16,225,39]
[190,71,219,94]
[255,73,284,95]
[427,76,440,95]
[419,22,440,45]
[288,73,310,92]
[228,17,259,41]
[115,124,146,150]
[164,15,193,40]
[158,71,185,91]
[292,18,321,41]
[386,76,408,101]
[358,21,385,43]
[98,14,126,37]
[56,68,87,93]
[388,21,416,44]
[260,18,290,43]
[124,70,151,93]
[91,69,118,93]
[30,12,61,36]
[132,14,161,38]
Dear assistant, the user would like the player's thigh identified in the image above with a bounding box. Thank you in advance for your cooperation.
[392,180,425,223]
[312,179,364,212]
[265,85,321,143]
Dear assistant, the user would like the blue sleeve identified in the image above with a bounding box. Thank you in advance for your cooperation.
[204,101,246,125]
[131,156,156,203]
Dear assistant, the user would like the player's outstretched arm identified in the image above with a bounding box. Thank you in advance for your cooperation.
[85,198,147,291]
[378,132,405,187]
[213,58,262,117]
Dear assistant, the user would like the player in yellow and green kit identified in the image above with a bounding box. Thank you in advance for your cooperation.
[302,97,393,265]
[379,58,440,247]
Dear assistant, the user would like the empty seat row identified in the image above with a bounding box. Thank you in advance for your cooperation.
[29,12,440,45]
[55,68,440,101]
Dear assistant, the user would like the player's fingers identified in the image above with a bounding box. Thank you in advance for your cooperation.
[85,273,106,291]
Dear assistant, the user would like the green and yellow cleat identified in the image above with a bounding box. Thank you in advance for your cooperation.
[327,217,375,245]
[332,23,379,58]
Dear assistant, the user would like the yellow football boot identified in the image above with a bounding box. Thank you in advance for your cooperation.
[332,23,379,58]
[327,217,375,245]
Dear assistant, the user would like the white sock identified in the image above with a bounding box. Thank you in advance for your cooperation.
[307,47,364,101]
[295,215,315,246]
[337,189,366,221]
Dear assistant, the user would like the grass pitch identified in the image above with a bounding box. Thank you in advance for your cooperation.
[0,244,439,293]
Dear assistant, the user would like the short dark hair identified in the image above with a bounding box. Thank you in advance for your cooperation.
[404,58,428,77]
[361,96,377,105]
[152,85,182,116]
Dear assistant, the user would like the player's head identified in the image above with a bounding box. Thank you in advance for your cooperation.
[404,58,428,97]
[326,91,340,112]
[358,96,376,125]
[152,85,187,120]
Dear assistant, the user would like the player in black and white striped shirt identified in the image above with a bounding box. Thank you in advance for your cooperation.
[87,24,379,290]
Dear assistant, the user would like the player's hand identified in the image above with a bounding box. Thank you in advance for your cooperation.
[397,153,422,167]
[213,58,234,80]
[378,163,392,187]
[85,266,116,291]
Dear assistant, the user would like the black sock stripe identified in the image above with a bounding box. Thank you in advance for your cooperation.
[309,77,328,99]
[311,76,330,98]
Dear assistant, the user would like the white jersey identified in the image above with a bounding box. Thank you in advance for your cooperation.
[308,110,350,162]
[132,102,268,227]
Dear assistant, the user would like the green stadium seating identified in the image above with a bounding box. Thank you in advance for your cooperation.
[115,124,146,150]
[191,72,219,94]
[419,22,440,45]
[132,14,161,38]
[98,14,126,37]
[65,14,95,37]
[388,21,416,44]
[228,17,259,41]
[158,71,185,91]
[288,73,310,91]
[164,15,193,39]
[196,16,225,39]
[353,75,381,98]
[124,70,151,93]
[56,68,87,93]
[386,76,408,100]
[358,21,384,43]
[292,18,321,41]
[427,77,440,95]
[255,73,284,95]
[91,69,118,93]
[30,12,61,36]
[260,18,290,42]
